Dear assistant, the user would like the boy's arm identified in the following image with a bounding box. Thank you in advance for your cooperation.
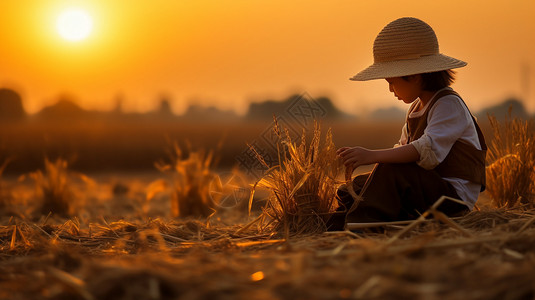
[337,144,420,170]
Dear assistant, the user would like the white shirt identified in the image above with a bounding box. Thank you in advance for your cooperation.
[396,88,482,209]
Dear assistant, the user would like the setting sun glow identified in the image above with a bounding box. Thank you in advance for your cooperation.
[56,9,93,41]
[0,1,533,114]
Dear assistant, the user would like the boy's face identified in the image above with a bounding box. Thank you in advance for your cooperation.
[385,76,422,104]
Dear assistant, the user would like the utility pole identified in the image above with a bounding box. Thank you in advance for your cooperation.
[521,62,531,114]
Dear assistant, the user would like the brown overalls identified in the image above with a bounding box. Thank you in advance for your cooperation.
[327,89,487,228]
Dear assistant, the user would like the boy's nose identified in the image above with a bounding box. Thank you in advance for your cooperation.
[388,83,394,93]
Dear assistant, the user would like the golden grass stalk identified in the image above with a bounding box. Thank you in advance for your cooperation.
[30,158,75,217]
[155,143,218,218]
[251,119,344,234]
[486,113,535,208]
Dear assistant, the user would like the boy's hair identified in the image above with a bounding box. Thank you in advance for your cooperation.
[403,70,456,91]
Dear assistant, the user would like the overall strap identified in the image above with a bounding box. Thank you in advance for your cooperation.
[406,89,487,150]
[432,90,487,151]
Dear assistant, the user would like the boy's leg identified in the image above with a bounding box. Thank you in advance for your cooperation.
[325,172,371,231]
[337,172,371,211]
[346,163,469,223]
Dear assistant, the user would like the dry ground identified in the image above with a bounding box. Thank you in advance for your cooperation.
[1,173,535,300]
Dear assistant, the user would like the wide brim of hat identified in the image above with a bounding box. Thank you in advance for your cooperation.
[350,54,467,81]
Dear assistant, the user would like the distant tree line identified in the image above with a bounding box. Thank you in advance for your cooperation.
[0,88,532,123]
[0,88,26,122]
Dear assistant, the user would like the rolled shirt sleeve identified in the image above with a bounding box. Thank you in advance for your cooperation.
[411,135,438,169]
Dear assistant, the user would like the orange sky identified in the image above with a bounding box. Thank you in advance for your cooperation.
[0,0,534,115]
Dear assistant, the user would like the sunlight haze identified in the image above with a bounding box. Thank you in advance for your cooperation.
[0,0,534,115]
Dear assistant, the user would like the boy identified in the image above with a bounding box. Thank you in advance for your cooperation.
[327,17,486,230]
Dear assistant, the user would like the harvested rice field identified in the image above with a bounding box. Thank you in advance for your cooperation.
[2,2,534,299]
[0,114,533,300]
[1,171,535,300]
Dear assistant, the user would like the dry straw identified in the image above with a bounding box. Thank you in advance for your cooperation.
[248,118,345,234]
[486,112,535,208]
[30,158,75,217]
[155,143,219,218]
[28,158,93,217]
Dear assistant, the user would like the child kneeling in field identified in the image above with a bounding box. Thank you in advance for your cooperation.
[327,17,486,231]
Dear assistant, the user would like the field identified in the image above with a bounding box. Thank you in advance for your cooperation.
[0,118,411,173]
[1,118,534,300]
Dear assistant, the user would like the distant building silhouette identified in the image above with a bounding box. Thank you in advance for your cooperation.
[112,94,125,114]
[246,94,354,121]
[476,98,530,120]
[246,99,287,120]
[35,97,90,121]
[315,96,355,120]
[182,104,238,122]
[0,88,26,122]
[157,97,174,116]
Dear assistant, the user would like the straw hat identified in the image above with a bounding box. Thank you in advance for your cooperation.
[350,17,467,81]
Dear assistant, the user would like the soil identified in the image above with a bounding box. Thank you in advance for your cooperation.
[1,174,534,300]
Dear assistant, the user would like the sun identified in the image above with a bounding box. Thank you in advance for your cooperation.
[56,9,93,42]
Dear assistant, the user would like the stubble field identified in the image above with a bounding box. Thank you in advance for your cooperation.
[1,118,534,300]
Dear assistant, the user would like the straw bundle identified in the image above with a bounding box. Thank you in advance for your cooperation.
[30,158,75,217]
[156,143,218,218]
[486,113,535,208]
[27,158,94,217]
[251,119,344,234]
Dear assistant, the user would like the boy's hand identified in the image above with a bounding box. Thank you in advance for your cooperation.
[337,146,376,170]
